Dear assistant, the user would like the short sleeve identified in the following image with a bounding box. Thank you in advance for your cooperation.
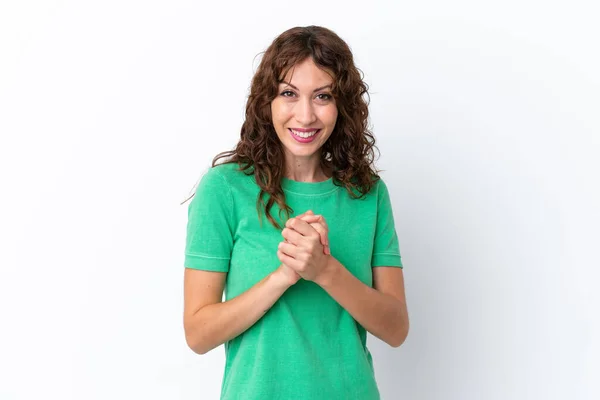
[371,179,403,268]
[184,167,235,272]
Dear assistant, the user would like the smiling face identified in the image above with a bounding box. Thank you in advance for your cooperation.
[270,57,338,170]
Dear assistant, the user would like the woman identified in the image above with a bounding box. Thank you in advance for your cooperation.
[182,25,409,400]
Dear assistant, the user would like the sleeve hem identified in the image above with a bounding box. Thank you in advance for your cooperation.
[372,253,403,268]
[184,253,230,272]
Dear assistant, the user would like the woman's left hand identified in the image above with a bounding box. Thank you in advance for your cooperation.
[296,210,330,255]
[277,216,332,283]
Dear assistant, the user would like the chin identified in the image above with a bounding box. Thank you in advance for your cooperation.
[285,144,321,158]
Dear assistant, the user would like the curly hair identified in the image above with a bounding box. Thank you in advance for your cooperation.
[208,25,381,229]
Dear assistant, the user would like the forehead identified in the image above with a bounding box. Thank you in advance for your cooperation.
[279,58,334,87]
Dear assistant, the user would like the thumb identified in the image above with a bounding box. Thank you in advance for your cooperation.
[295,210,314,218]
[299,215,321,223]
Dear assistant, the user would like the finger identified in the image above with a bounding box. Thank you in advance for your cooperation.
[281,226,303,245]
[298,215,327,236]
[298,215,329,246]
[278,241,298,258]
[308,222,328,247]
[299,214,329,235]
[285,218,319,238]
[299,214,325,225]
[314,215,329,232]
[277,250,301,270]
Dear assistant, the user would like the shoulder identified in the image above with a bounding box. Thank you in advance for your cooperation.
[363,174,393,206]
[360,174,389,198]
[189,163,240,201]
[209,162,253,184]
[336,174,388,202]
[192,162,245,190]
[192,162,257,205]
[374,175,390,194]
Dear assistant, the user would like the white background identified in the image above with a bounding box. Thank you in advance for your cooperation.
[1,1,598,399]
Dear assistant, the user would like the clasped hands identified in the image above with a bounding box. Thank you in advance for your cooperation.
[276,210,333,286]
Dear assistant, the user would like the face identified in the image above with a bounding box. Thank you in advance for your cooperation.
[270,57,338,164]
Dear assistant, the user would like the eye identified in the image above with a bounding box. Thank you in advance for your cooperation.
[317,93,332,101]
[280,90,295,97]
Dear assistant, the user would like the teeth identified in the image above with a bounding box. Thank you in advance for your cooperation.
[291,129,318,138]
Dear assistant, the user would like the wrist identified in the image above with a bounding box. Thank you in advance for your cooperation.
[315,256,340,288]
[269,267,295,290]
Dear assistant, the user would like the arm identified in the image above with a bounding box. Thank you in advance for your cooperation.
[182,174,329,355]
[279,213,409,348]
[318,179,408,347]
[183,214,331,355]
[183,266,296,355]
[315,259,409,347]
[183,168,296,354]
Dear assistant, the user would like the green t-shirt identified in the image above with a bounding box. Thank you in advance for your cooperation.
[184,162,403,400]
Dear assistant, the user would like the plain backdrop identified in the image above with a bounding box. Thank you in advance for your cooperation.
[1,1,598,399]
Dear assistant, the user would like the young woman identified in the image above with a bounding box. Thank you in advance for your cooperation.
[182,25,409,400]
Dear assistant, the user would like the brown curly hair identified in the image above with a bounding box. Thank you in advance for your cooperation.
[207,25,381,229]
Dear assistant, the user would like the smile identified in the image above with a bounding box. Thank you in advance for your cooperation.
[288,128,321,143]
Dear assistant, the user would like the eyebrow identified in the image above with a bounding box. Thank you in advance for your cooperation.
[279,81,332,92]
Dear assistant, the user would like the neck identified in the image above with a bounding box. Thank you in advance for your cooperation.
[284,153,331,182]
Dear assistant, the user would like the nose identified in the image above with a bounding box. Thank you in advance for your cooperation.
[295,97,317,126]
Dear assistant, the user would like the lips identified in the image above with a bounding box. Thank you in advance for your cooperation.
[288,128,320,143]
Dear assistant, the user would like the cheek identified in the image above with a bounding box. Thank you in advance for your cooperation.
[271,103,291,125]
[321,107,338,126]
